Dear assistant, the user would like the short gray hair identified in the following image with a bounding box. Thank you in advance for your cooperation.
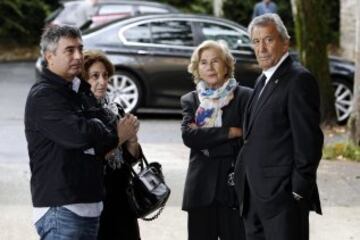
[188,40,235,84]
[248,13,290,41]
[40,25,82,57]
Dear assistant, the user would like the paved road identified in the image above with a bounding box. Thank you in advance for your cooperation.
[0,62,359,240]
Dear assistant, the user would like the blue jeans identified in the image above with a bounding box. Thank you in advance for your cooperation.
[35,207,99,240]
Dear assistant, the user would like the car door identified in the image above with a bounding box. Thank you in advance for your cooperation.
[195,20,261,88]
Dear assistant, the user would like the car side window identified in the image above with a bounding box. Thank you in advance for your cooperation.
[199,22,251,50]
[123,23,151,43]
[98,5,133,15]
[138,6,169,14]
[150,21,194,46]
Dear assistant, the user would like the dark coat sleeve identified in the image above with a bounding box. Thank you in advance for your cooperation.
[288,70,324,198]
[237,86,253,127]
[85,107,119,156]
[180,92,230,151]
[30,87,118,151]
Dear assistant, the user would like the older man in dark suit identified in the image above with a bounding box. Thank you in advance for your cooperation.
[234,13,324,240]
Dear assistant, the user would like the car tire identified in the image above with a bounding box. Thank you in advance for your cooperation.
[332,78,353,125]
[108,71,142,113]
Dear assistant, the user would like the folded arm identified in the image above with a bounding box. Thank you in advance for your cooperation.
[180,93,242,154]
[32,89,118,151]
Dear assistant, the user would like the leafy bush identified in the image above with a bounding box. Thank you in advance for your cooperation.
[0,0,49,45]
[323,143,360,161]
[224,0,339,46]
[158,0,213,14]
[0,0,340,47]
[223,0,294,43]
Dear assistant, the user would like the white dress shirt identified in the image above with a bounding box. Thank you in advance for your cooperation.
[262,52,289,85]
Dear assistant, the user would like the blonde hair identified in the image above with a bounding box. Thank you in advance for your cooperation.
[187,40,235,84]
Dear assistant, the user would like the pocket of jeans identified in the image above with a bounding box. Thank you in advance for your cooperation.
[34,217,44,236]
[35,208,55,237]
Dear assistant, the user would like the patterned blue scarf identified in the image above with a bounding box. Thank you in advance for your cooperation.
[195,78,237,127]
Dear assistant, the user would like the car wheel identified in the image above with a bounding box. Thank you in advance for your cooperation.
[107,71,142,113]
[332,78,353,124]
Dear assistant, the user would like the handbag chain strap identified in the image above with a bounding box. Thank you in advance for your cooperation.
[140,202,166,221]
[124,146,168,221]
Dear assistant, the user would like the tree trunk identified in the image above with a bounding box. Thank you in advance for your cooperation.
[291,0,336,124]
[213,0,224,17]
[349,0,360,145]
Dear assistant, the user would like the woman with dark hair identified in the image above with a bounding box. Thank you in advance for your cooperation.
[81,50,141,240]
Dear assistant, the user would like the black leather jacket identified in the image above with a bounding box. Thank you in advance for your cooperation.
[25,68,118,207]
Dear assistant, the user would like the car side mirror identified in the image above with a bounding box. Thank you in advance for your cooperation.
[80,19,93,31]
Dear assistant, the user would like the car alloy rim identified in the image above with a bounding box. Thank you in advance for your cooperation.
[107,74,139,113]
[332,82,353,122]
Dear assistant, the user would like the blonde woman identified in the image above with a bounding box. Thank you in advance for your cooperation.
[181,40,252,240]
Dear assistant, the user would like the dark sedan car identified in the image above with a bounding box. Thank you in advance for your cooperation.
[37,13,354,123]
[82,14,259,110]
[45,0,179,30]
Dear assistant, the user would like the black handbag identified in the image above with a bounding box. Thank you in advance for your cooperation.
[125,148,171,221]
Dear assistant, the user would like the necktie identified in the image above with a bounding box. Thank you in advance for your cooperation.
[253,75,266,105]
[249,75,266,119]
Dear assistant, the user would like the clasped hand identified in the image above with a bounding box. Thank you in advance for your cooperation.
[117,114,140,145]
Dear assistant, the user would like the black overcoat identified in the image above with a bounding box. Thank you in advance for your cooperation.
[181,86,252,210]
[234,56,324,219]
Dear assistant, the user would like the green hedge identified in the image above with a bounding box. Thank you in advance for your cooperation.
[0,0,339,46]
[0,0,50,45]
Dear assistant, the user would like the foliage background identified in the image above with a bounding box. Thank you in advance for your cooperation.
[0,0,47,45]
[159,0,339,46]
[0,0,340,46]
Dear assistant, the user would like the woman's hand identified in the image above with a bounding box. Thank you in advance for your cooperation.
[105,149,116,160]
[127,135,138,144]
[188,123,198,129]
[228,127,243,139]
[126,113,140,133]
[126,135,140,158]
[117,114,139,145]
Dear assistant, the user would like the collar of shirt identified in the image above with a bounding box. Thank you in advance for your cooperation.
[43,68,73,89]
[43,68,82,92]
[262,52,289,85]
[72,77,81,93]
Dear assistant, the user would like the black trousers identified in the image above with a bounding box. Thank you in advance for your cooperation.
[243,183,309,240]
[98,194,140,240]
[98,167,140,240]
[187,204,245,240]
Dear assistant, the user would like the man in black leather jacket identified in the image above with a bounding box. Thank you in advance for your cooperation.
[24,25,137,240]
